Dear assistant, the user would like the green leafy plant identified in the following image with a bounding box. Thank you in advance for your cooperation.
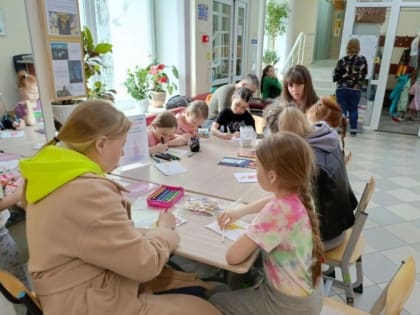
[263,50,280,65]
[125,66,150,101]
[125,61,179,101]
[82,26,116,100]
[265,1,289,50]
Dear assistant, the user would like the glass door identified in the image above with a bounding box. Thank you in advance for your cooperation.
[212,0,247,86]
[232,1,247,82]
[212,0,234,86]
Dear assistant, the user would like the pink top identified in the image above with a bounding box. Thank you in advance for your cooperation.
[147,129,161,147]
[175,113,197,136]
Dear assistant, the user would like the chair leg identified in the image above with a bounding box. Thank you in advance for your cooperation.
[353,256,364,294]
[341,263,355,305]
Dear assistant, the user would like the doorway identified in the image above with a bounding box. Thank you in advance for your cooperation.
[211,0,248,86]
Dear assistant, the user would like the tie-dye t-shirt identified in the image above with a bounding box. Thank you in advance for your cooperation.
[246,194,314,296]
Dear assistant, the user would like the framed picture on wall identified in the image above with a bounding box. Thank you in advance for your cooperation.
[0,9,6,36]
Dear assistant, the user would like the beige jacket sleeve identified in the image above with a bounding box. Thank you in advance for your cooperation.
[77,179,179,283]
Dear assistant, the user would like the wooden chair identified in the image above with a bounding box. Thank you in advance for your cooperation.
[345,151,352,166]
[322,256,416,315]
[0,269,43,315]
[323,177,376,305]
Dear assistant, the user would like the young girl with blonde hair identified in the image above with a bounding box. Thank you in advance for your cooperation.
[19,100,221,315]
[210,132,324,315]
[273,107,357,251]
[175,100,209,145]
[15,71,42,126]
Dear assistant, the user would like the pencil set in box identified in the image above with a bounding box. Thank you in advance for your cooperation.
[146,185,184,208]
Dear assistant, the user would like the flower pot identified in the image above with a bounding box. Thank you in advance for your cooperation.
[136,99,149,114]
[51,103,79,125]
[150,91,166,108]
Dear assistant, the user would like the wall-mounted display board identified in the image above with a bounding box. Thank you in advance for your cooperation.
[39,0,86,101]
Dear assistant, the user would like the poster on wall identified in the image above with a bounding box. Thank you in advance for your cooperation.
[50,41,85,98]
[45,0,80,36]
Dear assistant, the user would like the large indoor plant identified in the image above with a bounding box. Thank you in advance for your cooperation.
[82,26,115,100]
[264,1,289,66]
[125,66,150,113]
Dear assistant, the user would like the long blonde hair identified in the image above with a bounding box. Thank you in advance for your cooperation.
[278,106,313,138]
[46,100,131,153]
[256,132,324,286]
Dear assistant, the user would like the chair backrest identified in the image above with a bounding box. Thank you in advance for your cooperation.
[344,151,352,166]
[356,177,375,215]
[0,270,43,315]
[342,177,375,262]
[370,256,416,315]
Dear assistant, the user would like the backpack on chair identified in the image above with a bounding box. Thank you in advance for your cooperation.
[165,95,192,110]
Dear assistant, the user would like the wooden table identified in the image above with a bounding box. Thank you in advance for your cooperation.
[108,175,259,274]
[114,137,269,204]
[0,126,46,157]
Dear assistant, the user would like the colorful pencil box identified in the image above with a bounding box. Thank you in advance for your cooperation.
[146,185,185,208]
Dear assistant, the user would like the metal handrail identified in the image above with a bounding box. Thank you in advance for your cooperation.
[280,32,306,74]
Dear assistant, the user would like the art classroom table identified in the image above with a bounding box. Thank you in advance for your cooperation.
[113,137,270,204]
[0,126,46,157]
[109,175,259,274]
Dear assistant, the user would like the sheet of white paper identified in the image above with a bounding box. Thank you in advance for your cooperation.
[0,130,25,139]
[154,161,189,176]
[206,220,249,241]
[167,148,189,157]
[234,172,257,183]
[132,210,187,229]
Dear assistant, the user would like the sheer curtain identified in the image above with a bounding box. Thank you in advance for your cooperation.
[79,0,154,110]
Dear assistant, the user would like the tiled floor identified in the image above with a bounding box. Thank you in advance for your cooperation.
[1,129,420,314]
[327,129,420,314]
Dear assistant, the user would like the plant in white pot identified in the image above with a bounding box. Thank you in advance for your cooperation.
[125,66,150,114]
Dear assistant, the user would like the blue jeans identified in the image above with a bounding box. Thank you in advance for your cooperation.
[336,88,361,132]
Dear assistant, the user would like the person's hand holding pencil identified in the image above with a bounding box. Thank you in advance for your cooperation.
[157,211,176,230]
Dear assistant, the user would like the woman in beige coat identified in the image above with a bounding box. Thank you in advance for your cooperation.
[19,101,221,315]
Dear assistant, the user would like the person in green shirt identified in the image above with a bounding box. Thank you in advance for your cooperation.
[260,65,282,101]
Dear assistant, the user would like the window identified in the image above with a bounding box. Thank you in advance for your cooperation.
[79,0,154,110]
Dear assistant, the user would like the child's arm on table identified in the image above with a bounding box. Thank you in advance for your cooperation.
[167,133,191,146]
[210,121,232,140]
[149,143,168,154]
[217,196,270,227]
[226,234,258,265]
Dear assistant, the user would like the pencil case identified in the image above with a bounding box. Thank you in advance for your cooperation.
[146,185,185,209]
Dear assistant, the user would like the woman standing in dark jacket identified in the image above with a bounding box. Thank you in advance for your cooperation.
[333,38,368,136]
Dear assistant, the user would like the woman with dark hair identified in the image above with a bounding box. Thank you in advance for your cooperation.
[260,65,282,100]
[333,38,368,136]
[281,64,319,112]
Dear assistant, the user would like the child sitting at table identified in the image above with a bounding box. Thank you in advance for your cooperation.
[210,87,255,140]
[148,111,185,154]
[175,100,209,145]
[209,132,323,315]
[15,71,42,126]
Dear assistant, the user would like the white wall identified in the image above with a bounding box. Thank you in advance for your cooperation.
[0,0,31,109]
[288,0,318,66]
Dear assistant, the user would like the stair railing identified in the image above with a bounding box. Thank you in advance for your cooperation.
[280,32,306,75]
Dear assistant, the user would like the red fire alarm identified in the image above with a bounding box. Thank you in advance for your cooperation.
[202,34,209,43]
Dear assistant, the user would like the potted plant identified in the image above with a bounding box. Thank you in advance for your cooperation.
[125,66,150,114]
[82,26,115,101]
[147,61,179,107]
